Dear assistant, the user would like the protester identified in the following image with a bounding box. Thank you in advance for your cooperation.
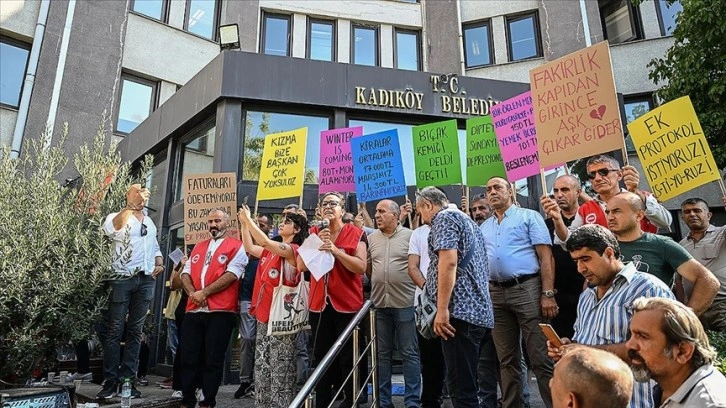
[238,205,309,407]
[678,197,726,331]
[367,199,419,408]
[606,192,719,315]
[626,297,726,407]
[167,253,189,396]
[407,220,445,408]
[541,175,586,338]
[297,192,367,408]
[98,184,163,399]
[178,209,248,408]
[414,186,493,408]
[469,193,491,225]
[550,346,633,408]
[480,177,555,408]
[549,155,672,245]
[548,224,674,408]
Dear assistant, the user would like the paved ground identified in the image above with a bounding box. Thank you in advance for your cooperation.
[76,372,547,407]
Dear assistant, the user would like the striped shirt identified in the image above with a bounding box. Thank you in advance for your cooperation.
[573,262,674,408]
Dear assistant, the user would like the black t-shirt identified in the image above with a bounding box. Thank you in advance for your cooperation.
[545,215,585,294]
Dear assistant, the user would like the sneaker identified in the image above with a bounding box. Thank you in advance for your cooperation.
[157,377,173,389]
[196,389,204,402]
[130,383,142,399]
[66,372,92,383]
[96,380,118,399]
[138,376,149,386]
[171,390,183,398]
[233,382,252,399]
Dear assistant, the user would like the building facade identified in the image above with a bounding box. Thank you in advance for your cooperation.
[5,0,722,372]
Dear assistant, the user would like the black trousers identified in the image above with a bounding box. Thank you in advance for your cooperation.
[179,312,236,407]
[310,307,357,408]
[419,334,445,408]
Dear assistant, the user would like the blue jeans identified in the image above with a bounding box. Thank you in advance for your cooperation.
[103,274,155,382]
[166,319,178,359]
[376,307,421,408]
[441,318,488,408]
[477,331,530,408]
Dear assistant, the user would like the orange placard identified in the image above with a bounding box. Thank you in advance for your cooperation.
[530,41,624,167]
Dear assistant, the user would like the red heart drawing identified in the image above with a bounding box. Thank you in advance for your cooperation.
[590,105,607,120]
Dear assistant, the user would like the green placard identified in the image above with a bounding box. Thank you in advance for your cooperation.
[412,120,462,187]
[466,116,506,186]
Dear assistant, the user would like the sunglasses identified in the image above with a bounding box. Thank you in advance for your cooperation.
[586,168,619,180]
[141,223,148,237]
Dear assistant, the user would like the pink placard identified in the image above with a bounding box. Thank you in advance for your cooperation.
[490,91,540,182]
[318,126,362,193]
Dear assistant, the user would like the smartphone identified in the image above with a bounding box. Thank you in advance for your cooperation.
[539,323,563,348]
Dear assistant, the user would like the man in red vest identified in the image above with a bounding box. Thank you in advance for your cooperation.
[178,208,248,408]
[542,155,672,246]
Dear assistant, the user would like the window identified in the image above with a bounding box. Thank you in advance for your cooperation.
[131,0,168,22]
[656,0,682,36]
[115,74,157,134]
[0,37,30,109]
[352,25,378,66]
[262,14,291,56]
[505,13,542,61]
[176,119,215,200]
[184,0,219,40]
[463,21,493,68]
[598,0,643,44]
[307,19,335,61]
[394,29,421,71]
[243,111,330,183]
[623,95,654,152]
[145,152,168,227]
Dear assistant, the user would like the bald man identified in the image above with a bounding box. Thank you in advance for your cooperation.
[606,192,718,316]
[550,346,633,408]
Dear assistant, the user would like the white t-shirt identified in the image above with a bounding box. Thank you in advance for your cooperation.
[103,212,162,276]
[408,224,431,306]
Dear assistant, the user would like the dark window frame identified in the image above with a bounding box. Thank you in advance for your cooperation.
[306,18,336,61]
[130,0,170,23]
[183,0,221,41]
[654,0,681,37]
[598,0,644,44]
[350,23,380,67]
[174,116,216,200]
[261,12,293,57]
[114,72,159,135]
[504,11,543,62]
[0,35,31,110]
[463,19,494,69]
[393,28,421,71]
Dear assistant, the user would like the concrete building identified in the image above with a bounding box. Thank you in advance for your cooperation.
[4,0,721,371]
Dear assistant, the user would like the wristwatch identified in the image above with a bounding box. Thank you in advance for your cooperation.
[542,289,557,298]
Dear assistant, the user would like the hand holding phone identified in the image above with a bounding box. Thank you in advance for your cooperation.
[539,323,563,348]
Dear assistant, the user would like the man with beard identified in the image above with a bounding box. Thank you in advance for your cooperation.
[550,155,672,245]
[179,208,248,408]
[547,224,673,408]
[606,192,719,316]
[626,296,726,407]
[678,197,726,331]
[541,175,586,338]
[470,193,491,225]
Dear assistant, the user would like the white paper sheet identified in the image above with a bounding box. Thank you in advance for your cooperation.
[298,234,335,281]
[168,248,184,265]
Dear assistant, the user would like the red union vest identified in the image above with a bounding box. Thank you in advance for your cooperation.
[309,223,364,313]
[249,246,300,323]
[186,237,244,312]
[578,196,658,233]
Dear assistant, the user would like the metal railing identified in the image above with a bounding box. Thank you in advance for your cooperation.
[291,300,379,408]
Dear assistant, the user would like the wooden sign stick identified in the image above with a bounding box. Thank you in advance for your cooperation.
[540,168,548,197]
[718,178,726,199]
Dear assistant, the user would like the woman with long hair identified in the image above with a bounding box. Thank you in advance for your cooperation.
[237,205,309,408]
[297,192,367,408]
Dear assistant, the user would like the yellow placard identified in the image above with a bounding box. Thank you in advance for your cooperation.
[530,41,624,167]
[627,96,720,201]
[183,172,237,245]
[257,127,307,200]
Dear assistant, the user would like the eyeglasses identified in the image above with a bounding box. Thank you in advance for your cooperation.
[320,201,341,208]
[141,223,148,237]
[586,168,619,180]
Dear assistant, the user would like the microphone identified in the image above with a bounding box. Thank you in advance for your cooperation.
[321,219,330,229]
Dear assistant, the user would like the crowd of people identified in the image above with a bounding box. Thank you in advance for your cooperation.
[92,154,726,408]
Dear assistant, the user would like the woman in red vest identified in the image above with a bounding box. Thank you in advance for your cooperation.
[298,192,367,408]
[238,206,309,408]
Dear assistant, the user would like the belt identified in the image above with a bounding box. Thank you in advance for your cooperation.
[490,272,539,288]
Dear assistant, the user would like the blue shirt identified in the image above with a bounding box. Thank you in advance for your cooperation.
[480,205,551,281]
[573,262,674,408]
[426,208,494,328]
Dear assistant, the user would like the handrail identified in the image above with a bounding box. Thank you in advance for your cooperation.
[290,300,376,408]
